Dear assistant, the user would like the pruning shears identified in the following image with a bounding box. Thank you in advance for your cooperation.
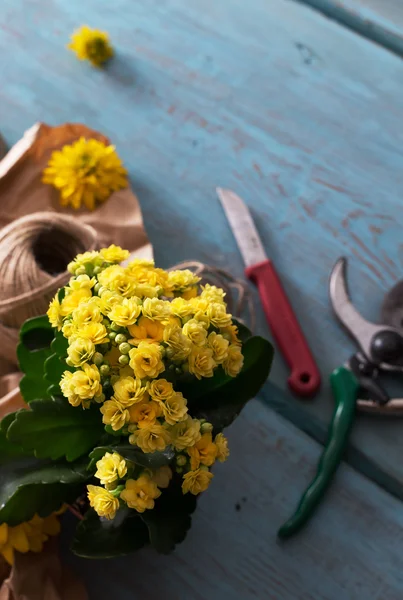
[278,257,403,538]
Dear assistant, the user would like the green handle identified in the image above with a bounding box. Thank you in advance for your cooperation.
[277,366,358,539]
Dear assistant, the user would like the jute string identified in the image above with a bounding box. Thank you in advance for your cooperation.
[0,211,254,389]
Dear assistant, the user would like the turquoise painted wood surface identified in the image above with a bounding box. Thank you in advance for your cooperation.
[2,0,403,590]
[62,401,403,600]
[299,0,403,57]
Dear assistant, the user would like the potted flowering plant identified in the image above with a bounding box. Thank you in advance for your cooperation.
[0,246,273,562]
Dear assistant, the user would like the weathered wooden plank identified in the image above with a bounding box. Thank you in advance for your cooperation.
[297,0,403,58]
[62,401,403,600]
[1,0,403,493]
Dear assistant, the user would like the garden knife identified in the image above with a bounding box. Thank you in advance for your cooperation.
[217,187,321,397]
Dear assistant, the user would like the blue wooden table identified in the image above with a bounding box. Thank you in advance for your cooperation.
[2,0,403,597]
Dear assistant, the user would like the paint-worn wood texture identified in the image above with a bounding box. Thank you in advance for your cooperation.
[298,0,403,57]
[2,0,403,502]
[62,401,403,600]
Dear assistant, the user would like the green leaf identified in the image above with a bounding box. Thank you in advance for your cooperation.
[7,397,105,462]
[0,457,88,526]
[88,445,175,472]
[51,330,68,359]
[0,430,29,464]
[19,315,54,350]
[140,478,197,554]
[18,344,53,403]
[192,336,274,431]
[0,412,19,435]
[72,508,149,558]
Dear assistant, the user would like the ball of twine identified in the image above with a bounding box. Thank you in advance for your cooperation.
[0,212,98,367]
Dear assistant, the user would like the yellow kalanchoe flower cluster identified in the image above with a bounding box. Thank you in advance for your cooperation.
[0,513,61,565]
[47,246,241,519]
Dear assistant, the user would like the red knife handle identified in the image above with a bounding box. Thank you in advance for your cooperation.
[245,259,321,397]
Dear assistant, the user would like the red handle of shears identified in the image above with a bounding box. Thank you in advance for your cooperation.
[245,259,321,397]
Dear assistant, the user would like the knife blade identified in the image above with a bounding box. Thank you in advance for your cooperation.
[217,187,321,397]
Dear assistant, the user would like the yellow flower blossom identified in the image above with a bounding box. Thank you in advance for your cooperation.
[170,297,195,318]
[188,346,216,379]
[71,297,103,326]
[128,316,164,346]
[181,287,198,300]
[60,371,83,408]
[99,290,122,315]
[72,322,108,345]
[221,323,242,346]
[223,344,244,377]
[120,475,161,513]
[113,376,148,407]
[129,342,165,379]
[170,417,201,451]
[47,294,64,330]
[206,303,232,328]
[182,318,208,347]
[215,433,230,462]
[149,379,174,402]
[163,324,192,361]
[68,25,114,67]
[67,337,95,367]
[128,400,161,428]
[207,331,229,363]
[87,485,119,520]
[70,363,102,400]
[141,298,171,321]
[128,258,155,270]
[129,424,171,453]
[100,245,130,263]
[67,274,96,291]
[67,250,100,274]
[98,265,136,297]
[150,465,172,489]
[167,270,200,292]
[60,288,92,316]
[95,452,127,485]
[133,283,160,298]
[182,468,213,495]
[108,297,141,326]
[43,138,127,211]
[100,399,130,430]
[0,514,61,566]
[201,284,226,304]
[160,392,188,425]
[187,433,217,470]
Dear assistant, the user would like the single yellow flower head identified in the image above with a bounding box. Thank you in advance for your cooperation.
[67,250,101,274]
[170,297,195,319]
[113,376,148,407]
[47,294,63,330]
[182,318,208,347]
[149,378,174,402]
[129,424,171,453]
[99,289,122,315]
[42,137,127,211]
[0,514,61,565]
[100,399,130,430]
[187,433,217,470]
[182,468,213,495]
[108,297,141,326]
[128,400,161,428]
[62,320,77,340]
[60,371,83,407]
[67,337,95,367]
[87,485,119,520]
[98,265,136,297]
[71,297,103,327]
[206,303,232,328]
[163,324,192,361]
[150,465,172,489]
[129,341,165,379]
[100,245,130,263]
[223,344,244,377]
[167,269,200,293]
[215,433,230,462]
[67,274,96,291]
[95,452,127,486]
[60,288,92,316]
[68,25,113,67]
[68,363,102,402]
[127,258,155,270]
[128,316,164,346]
[120,475,161,513]
[200,284,226,304]
[188,346,216,379]
[170,417,201,451]
[160,392,188,426]
[141,298,171,321]
[207,331,229,364]
[72,322,108,345]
